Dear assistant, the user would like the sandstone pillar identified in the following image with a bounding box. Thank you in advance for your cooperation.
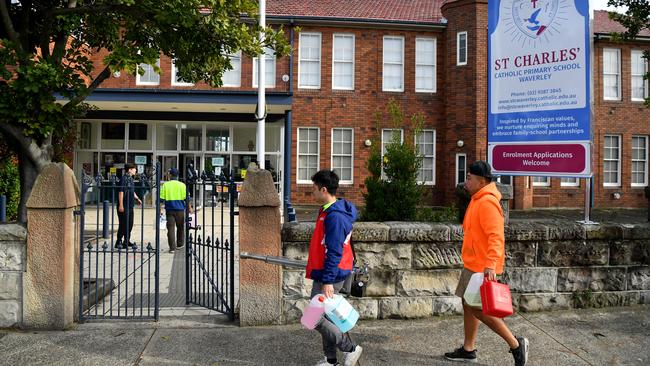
[24,163,79,329]
[238,165,282,326]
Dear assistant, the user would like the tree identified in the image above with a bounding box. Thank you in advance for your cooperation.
[362,99,425,222]
[0,0,290,223]
[607,0,650,106]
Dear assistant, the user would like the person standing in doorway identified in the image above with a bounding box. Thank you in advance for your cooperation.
[116,163,141,249]
[444,160,529,365]
[160,168,191,253]
[306,170,363,366]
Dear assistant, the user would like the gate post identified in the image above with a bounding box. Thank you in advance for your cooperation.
[24,163,80,329]
[238,164,282,326]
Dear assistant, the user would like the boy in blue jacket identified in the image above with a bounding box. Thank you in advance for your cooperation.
[306,170,363,366]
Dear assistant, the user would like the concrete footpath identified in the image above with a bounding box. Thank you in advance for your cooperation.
[1,305,649,366]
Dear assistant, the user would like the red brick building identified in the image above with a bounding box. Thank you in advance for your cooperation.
[76,1,649,210]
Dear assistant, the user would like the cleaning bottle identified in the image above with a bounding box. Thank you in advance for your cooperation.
[323,294,359,333]
[301,295,326,330]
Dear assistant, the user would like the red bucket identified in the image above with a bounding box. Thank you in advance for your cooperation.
[480,278,514,318]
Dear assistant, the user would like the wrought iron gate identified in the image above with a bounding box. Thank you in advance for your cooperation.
[185,171,237,320]
[78,164,160,321]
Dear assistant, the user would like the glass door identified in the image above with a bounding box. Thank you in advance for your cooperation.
[180,154,203,208]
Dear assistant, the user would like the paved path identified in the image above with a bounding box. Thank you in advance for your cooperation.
[1,306,649,365]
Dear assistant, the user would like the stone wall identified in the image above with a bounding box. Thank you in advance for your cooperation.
[280,221,650,323]
[0,224,26,328]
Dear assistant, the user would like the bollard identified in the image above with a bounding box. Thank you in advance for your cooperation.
[0,194,6,223]
[103,200,109,238]
[645,187,650,222]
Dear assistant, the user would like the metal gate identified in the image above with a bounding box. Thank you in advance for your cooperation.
[78,164,161,321]
[185,171,237,320]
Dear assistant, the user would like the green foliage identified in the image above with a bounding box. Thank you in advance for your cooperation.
[415,206,459,223]
[0,153,20,222]
[0,1,291,221]
[607,0,650,107]
[362,99,428,221]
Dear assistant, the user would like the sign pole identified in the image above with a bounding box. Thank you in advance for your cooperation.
[257,0,266,170]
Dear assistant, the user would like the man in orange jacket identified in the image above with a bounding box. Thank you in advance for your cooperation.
[444,161,529,366]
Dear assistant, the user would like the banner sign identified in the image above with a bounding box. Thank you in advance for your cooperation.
[487,0,591,177]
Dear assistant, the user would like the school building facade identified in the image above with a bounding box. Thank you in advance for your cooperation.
[75,0,650,209]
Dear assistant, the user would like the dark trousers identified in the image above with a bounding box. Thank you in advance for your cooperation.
[116,209,134,245]
[166,210,185,250]
[311,280,356,359]
[117,209,134,244]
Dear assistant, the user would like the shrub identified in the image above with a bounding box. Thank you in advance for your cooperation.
[362,99,425,221]
[0,155,20,221]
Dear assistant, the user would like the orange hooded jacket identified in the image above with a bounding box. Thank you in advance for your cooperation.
[461,182,505,274]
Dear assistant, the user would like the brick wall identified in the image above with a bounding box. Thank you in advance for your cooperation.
[288,25,447,205]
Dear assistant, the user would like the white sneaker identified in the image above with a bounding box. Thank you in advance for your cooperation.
[343,345,363,366]
[314,357,340,366]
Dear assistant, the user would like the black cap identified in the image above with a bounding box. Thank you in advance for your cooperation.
[468,160,493,180]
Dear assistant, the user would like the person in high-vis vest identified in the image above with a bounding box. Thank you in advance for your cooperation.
[159,168,191,253]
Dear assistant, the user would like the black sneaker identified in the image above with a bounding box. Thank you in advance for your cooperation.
[444,346,477,363]
[510,336,529,366]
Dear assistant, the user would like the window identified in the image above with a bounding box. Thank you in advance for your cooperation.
[298,33,321,89]
[457,32,467,66]
[383,36,404,92]
[332,34,354,90]
[603,135,621,187]
[603,48,621,100]
[416,38,436,92]
[415,129,436,184]
[171,60,194,86]
[222,51,241,87]
[632,135,648,187]
[253,47,276,88]
[331,128,353,183]
[297,128,319,183]
[136,59,160,85]
[532,176,550,187]
[497,175,512,186]
[456,154,467,185]
[631,50,648,101]
[560,177,579,187]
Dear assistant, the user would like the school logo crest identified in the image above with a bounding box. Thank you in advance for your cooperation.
[512,0,559,39]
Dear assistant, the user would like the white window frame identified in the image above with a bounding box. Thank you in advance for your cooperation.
[496,175,513,186]
[457,31,468,66]
[298,32,322,89]
[603,134,622,187]
[253,47,276,88]
[603,48,621,100]
[222,51,242,87]
[381,128,404,179]
[631,135,648,187]
[560,177,580,187]
[631,50,649,102]
[415,37,437,93]
[136,58,160,86]
[296,127,320,184]
[382,36,405,92]
[332,34,355,90]
[455,153,467,185]
[532,176,550,187]
[171,60,194,86]
[330,128,354,184]
[415,129,436,185]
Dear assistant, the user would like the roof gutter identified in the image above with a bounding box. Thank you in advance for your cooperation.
[594,32,650,43]
[247,15,447,30]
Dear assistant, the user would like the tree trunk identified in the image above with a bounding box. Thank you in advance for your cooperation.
[17,149,46,223]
